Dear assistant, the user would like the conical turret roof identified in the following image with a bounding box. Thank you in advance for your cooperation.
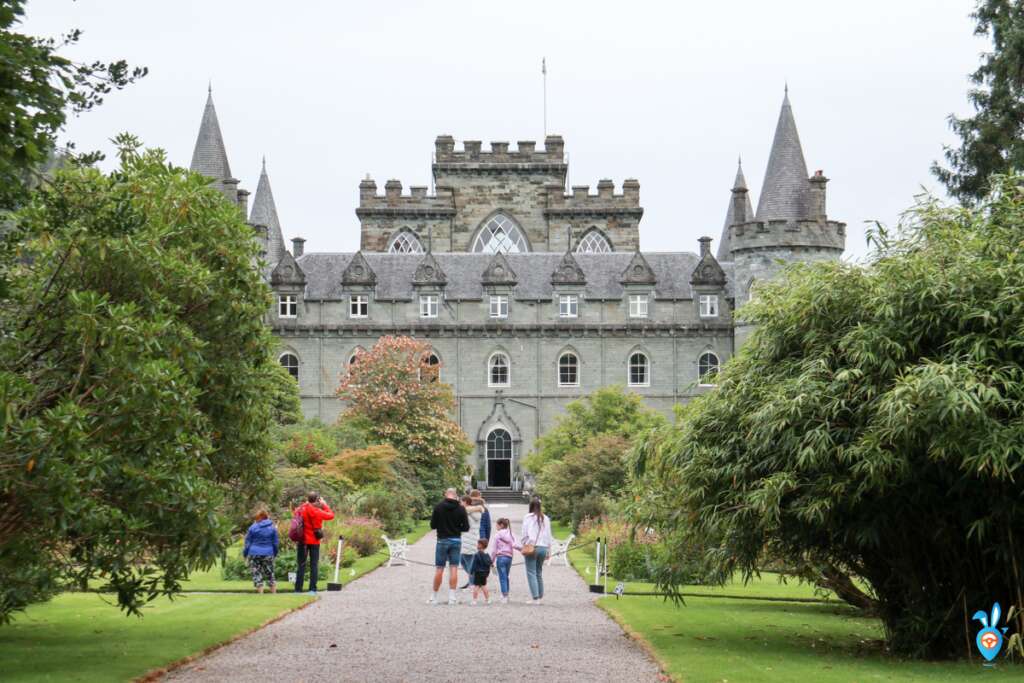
[249,158,286,267]
[190,89,232,186]
[755,89,810,222]
[717,159,753,261]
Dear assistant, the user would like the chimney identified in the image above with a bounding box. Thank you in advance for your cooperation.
[809,170,829,221]
[698,236,712,257]
[292,237,305,258]
[731,185,749,225]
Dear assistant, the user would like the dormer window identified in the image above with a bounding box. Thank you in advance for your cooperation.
[349,294,368,318]
[279,295,297,318]
[629,295,648,318]
[699,295,719,318]
[420,295,439,318]
[558,295,578,318]
[489,295,509,319]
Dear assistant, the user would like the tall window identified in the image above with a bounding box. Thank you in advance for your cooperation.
[488,352,510,387]
[576,229,612,253]
[628,352,649,386]
[629,294,649,318]
[472,214,529,254]
[420,295,438,318]
[388,230,424,254]
[423,352,441,383]
[349,294,368,318]
[489,295,509,319]
[278,295,297,318]
[558,352,579,387]
[558,294,578,318]
[487,429,512,459]
[699,295,719,318]
[279,352,299,379]
[698,352,720,386]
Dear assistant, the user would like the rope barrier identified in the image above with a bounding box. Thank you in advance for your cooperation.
[384,538,597,568]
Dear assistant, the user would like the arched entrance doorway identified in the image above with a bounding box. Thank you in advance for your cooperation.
[486,428,513,488]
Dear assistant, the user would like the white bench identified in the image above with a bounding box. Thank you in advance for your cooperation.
[381,535,409,567]
[547,533,575,566]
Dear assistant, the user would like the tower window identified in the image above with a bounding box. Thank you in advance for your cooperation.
[699,295,719,318]
[349,294,368,318]
[576,229,612,253]
[558,352,579,387]
[558,295,578,318]
[278,295,297,318]
[628,352,649,387]
[488,352,510,387]
[420,295,438,318]
[388,230,425,254]
[472,214,529,254]
[629,295,648,318]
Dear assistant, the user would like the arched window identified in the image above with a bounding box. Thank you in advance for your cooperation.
[488,352,510,387]
[628,351,649,387]
[387,229,425,254]
[422,352,441,383]
[279,352,299,380]
[576,229,612,253]
[698,351,720,386]
[558,352,579,387]
[472,214,529,254]
[348,347,365,369]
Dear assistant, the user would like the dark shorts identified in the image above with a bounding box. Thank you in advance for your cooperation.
[434,538,461,567]
[472,572,489,587]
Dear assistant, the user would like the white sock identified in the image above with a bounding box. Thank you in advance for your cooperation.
[449,589,457,600]
[431,591,438,600]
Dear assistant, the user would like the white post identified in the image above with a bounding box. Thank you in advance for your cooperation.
[603,537,608,595]
[595,539,602,581]
[333,538,344,584]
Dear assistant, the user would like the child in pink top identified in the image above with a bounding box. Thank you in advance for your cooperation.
[490,518,516,603]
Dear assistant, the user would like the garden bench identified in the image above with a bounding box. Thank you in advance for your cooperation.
[381,535,409,567]
[548,533,575,566]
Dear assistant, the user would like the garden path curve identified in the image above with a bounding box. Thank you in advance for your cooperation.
[164,503,662,682]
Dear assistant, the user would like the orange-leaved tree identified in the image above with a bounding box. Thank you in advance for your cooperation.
[337,336,470,500]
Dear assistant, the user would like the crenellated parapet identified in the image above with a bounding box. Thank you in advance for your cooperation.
[543,179,643,219]
[355,178,456,218]
[728,217,845,254]
[433,135,566,171]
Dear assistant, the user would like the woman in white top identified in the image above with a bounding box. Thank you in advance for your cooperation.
[460,495,483,590]
[520,498,553,603]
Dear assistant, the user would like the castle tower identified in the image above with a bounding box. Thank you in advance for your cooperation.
[729,89,846,346]
[190,87,247,213]
[716,158,752,261]
[249,158,287,268]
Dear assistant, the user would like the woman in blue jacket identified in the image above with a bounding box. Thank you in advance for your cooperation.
[243,506,279,594]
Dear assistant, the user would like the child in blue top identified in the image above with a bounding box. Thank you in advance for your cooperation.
[468,538,492,605]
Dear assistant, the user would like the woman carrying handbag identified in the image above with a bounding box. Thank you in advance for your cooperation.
[520,498,552,604]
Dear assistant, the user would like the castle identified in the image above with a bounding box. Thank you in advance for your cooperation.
[187,87,845,490]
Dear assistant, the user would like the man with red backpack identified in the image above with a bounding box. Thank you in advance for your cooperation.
[291,492,334,594]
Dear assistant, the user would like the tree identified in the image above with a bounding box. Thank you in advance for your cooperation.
[268,363,302,426]
[632,177,1024,659]
[0,138,278,621]
[337,336,470,502]
[933,1,1024,203]
[536,434,630,529]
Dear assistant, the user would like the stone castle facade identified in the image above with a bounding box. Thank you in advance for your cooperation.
[187,87,845,489]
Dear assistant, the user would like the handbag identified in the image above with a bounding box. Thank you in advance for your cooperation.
[520,515,540,557]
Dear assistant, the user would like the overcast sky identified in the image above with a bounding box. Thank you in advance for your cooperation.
[26,1,985,261]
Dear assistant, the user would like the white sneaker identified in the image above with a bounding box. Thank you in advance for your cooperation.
[447,596,458,606]
[500,596,509,604]
[471,599,478,606]
[485,598,492,605]
[427,594,436,605]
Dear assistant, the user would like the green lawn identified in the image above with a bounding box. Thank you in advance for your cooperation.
[0,592,313,683]
[552,522,1022,682]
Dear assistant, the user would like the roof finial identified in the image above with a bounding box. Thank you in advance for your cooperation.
[261,155,266,171]
[738,154,742,167]
[208,79,212,95]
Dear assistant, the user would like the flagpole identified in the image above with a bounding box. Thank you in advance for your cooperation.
[542,57,547,138]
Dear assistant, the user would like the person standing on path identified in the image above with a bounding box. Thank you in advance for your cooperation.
[471,489,491,543]
[294,492,334,594]
[490,517,516,603]
[243,505,279,594]
[521,498,553,604]
[459,495,484,591]
[429,487,469,605]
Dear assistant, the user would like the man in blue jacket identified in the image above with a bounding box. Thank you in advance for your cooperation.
[243,507,280,594]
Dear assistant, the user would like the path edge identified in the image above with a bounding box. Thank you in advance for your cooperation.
[596,600,673,682]
[135,596,319,682]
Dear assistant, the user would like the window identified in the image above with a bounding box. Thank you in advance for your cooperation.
[488,352,510,387]
[388,230,424,254]
[420,295,438,318]
[576,229,612,253]
[558,295,578,318]
[471,213,529,254]
[349,294,368,318]
[698,352,720,386]
[489,295,509,319]
[699,295,719,318]
[558,352,579,387]
[279,352,299,379]
[422,352,441,383]
[487,429,512,459]
[629,295,649,318]
[628,352,649,386]
[278,295,297,318]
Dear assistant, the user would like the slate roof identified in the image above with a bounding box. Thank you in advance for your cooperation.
[249,159,286,267]
[189,90,232,186]
[295,252,731,301]
[754,90,810,222]
[717,159,753,260]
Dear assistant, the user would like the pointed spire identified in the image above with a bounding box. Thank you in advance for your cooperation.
[249,159,286,266]
[190,89,232,184]
[755,87,810,222]
[717,158,753,260]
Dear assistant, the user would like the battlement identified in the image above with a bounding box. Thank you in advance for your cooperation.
[356,178,456,217]
[728,218,846,254]
[433,135,566,166]
[542,178,642,217]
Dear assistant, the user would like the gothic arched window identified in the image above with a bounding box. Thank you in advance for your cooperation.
[487,429,512,460]
[628,351,649,387]
[472,214,529,254]
[558,352,579,387]
[698,351,720,386]
[388,229,425,254]
[576,229,612,253]
[488,352,510,387]
[279,352,299,380]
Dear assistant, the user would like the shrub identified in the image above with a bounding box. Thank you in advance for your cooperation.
[272,467,350,514]
[571,492,607,532]
[281,427,337,467]
[345,482,418,535]
[221,553,335,582]
[609,541,651,581]
[336,516,384,557]
[322,444,399,487]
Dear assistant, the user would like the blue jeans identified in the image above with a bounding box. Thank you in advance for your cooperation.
[434,538,461,567]
[496,555,512,595]
[524,546,549,599]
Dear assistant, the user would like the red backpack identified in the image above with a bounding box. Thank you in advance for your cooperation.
[288,508,304,543]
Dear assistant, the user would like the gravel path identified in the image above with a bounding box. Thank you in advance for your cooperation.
[165,503,662,682]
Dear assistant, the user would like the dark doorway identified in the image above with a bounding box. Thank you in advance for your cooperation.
[486,429,513,488]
